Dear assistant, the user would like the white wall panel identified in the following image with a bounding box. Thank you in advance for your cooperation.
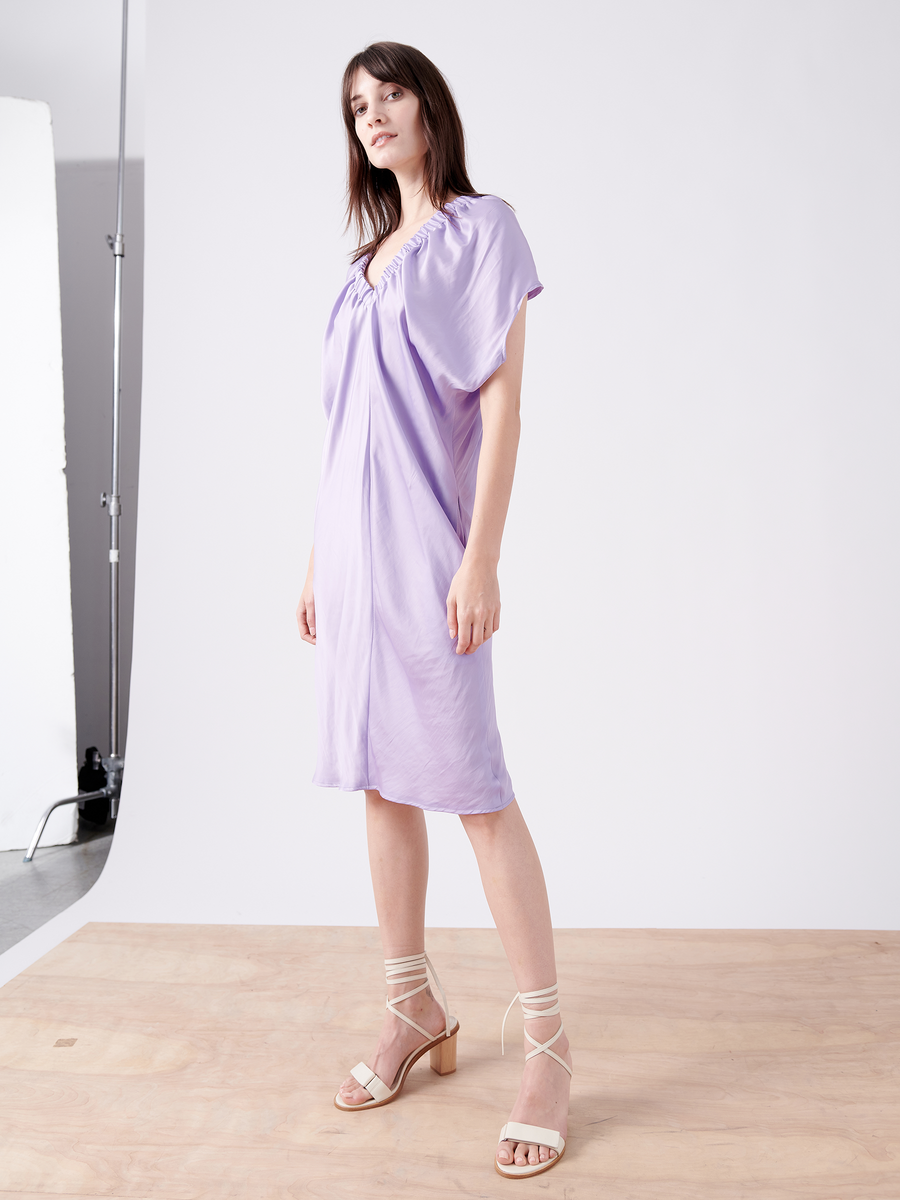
[0,97,78,851]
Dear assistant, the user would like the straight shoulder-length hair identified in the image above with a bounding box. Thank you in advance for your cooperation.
[341,41,482,263]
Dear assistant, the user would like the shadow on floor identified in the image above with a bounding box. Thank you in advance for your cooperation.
[0,819,115,954]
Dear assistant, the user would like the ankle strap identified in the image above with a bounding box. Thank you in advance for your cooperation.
[383,952,450,1039]
[501,984,561,1057]
[500,983,572,1077]
[384,953,428,988]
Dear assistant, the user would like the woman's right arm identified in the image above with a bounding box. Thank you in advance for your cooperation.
[296,545,316,644]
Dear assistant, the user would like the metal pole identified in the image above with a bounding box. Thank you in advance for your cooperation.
[101,0,128,813]
[109,0,127,759]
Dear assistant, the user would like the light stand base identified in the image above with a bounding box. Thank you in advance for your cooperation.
[22,760,124,862]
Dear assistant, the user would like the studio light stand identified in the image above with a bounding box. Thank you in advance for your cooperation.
[24,0,130,862]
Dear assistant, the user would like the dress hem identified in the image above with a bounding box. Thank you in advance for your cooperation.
[312,777,516,817]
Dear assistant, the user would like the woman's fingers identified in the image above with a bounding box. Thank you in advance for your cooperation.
[447,596,459,643]
[447,573,500,654]
[296,594,316,645]
[455,613,496,654]
[469,619,486,651]
[455,611,471,654]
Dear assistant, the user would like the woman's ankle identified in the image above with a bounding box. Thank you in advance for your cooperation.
[388,985,442,1015]
[522,1015,568,1049]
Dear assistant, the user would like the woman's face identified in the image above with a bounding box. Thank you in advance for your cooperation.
[350,67,427,176]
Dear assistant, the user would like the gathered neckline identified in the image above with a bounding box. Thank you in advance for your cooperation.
[354,193,481,296]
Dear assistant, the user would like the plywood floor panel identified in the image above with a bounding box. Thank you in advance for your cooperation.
[0,924,898,1198]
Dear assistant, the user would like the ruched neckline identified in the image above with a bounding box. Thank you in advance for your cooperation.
[353,194,479,299]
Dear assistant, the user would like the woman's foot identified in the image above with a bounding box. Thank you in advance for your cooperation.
[337,985,448,1106]
[496,1018,572,1168]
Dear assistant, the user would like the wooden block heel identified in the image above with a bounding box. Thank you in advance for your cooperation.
[430,1030,457,1075]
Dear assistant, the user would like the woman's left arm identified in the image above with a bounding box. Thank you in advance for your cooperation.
[446,295,527,655]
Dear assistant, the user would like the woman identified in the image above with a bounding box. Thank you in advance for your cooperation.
[296,41,572,1180]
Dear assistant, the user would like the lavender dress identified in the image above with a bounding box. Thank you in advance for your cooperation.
[312,193,543,815]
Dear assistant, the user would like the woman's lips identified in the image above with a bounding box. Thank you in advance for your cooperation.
[372,133,396,149]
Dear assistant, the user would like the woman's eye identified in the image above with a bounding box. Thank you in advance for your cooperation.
[353,90,400,117]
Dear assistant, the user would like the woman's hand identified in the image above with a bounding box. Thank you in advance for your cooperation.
[447,555,500,654]
[297,547,316,645]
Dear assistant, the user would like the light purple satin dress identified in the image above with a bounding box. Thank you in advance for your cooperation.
[312,194,543,814]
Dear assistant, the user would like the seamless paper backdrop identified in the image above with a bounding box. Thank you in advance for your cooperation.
[3,0,899,983]
[0,98,77,852]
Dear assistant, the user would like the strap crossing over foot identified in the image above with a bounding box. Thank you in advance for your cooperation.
[499,1120,565,1155]
[384,951,451,1039]
[500,983,573,1076]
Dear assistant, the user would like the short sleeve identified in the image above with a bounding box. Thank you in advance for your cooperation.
[404,195,543,395]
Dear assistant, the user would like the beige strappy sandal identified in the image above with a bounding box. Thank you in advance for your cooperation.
[495,983,573,1178]
[334,951,460,1111]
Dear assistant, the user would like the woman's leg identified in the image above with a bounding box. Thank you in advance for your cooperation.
[459,799,572,1168]
[337,789,448,1105]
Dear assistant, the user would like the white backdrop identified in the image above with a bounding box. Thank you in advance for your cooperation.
[3,0,899,983]
[0,98,78,851]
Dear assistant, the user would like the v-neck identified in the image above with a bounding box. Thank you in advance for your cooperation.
[360,195,467,292]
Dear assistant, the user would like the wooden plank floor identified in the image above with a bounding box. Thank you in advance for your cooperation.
[0,924,897,1198]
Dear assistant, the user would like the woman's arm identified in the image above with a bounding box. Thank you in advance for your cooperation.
[446,295,527,655]
[297,545,316,644]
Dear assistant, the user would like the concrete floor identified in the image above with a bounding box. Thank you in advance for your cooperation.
[0,821,115,955]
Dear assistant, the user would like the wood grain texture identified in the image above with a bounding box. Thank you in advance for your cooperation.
[0,924,897,1198]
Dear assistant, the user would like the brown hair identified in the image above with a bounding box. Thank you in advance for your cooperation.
[341,41,481,262]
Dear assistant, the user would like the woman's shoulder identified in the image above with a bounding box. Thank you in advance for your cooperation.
[432,194,531,261]
[446,192,520,230]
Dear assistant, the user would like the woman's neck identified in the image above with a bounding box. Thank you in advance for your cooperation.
[393,165,438,230]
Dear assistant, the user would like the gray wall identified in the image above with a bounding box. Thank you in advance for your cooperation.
[56,160,143,761]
